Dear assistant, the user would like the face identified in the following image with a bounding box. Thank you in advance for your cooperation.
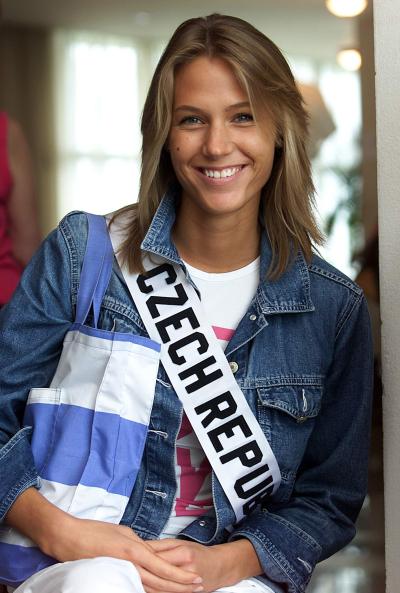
[168,56,277,220]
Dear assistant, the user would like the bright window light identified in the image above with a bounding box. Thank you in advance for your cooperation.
[53,31,142,218]
[292,57,362,278]
[326,0,368,18]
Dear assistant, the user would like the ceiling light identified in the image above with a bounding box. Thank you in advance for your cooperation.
[337,49,362,71]
[326,0,368,17]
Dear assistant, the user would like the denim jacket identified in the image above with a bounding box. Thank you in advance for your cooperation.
[0,192,373,593]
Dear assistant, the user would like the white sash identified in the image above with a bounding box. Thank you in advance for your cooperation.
[110,227,281,523]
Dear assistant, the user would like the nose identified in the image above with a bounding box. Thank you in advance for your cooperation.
[202,121,233,159]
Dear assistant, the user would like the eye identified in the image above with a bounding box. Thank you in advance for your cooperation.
[178,115,203,126]
[233,113,254,123]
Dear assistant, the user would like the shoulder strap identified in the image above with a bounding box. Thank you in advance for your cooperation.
[75,213,114,327]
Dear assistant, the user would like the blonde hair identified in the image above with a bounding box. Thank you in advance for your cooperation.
[114,13,324,278]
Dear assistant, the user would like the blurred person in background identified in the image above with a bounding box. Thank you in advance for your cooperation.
[0,112,41,307]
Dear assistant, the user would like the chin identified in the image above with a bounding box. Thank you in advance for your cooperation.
[201,201,254,218]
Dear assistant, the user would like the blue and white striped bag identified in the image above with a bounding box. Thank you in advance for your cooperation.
[0,214,161,588]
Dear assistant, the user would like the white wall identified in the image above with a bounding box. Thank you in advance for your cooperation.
[374,1,400,590]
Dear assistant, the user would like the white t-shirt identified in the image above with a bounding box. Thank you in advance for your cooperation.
[160,257,260,537]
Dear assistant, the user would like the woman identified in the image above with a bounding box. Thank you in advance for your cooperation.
[0,113,41,306]
[0,14,373,593]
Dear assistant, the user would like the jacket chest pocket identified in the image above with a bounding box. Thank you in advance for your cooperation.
[257,382,323,501]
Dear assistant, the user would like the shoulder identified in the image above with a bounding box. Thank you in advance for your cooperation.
[59,209,121,255]
[56,210,88,256]
[307,253,366,337]
[59,209,89,233]
[308,252,362,297]
[7,116,28,154]
[52,211,93,298]
[6,116,35,180]
[0,114,25,149]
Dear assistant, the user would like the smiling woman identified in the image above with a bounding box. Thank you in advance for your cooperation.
[126,15,323,280]
[168,56,276,270]
[0,13,373,593]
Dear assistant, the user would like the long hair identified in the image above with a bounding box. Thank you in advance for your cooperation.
[114,13,324,278]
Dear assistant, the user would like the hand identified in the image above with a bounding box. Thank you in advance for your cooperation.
[6,489,202,592]
[48,517,204,593]
[148,539,262,593]
[148,540,220,593]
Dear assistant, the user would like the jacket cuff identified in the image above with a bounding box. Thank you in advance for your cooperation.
[0,427,40,521]
[228,511,322,593]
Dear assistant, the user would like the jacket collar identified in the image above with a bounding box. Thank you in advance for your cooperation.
[141,188,314,315]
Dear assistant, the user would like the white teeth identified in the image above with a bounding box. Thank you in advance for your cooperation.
[203,167,241,179]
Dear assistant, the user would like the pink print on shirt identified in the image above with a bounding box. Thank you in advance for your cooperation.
[173,326,234,517]
[174,413,213,516]
[212,325,235,342]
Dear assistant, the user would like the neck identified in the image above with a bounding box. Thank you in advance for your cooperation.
[172,202,261,273]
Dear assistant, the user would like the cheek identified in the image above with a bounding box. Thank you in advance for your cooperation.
[170,132,200,153]
[169,137,197,171]
[169,150,192,184]
[256,142,276,171]
[168,141,182,166]
[252,145,276,187]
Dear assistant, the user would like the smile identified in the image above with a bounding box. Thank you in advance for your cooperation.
[202,166,242,179]
[197,165,246,182]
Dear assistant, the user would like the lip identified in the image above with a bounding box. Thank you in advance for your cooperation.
[195,165,247,185]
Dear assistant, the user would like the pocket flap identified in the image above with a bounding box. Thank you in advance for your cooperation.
[257,384,323,421]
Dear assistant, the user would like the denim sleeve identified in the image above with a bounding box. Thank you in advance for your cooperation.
[228,293,374,593]
[0,219,79,520]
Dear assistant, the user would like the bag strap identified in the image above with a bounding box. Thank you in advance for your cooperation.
[75,213,114,327]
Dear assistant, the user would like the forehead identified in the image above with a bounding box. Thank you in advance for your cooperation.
[173,56,249,106]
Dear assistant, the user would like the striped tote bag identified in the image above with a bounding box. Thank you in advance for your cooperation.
[0,214,161,588]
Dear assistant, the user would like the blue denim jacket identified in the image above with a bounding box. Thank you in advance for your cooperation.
[0,192,373,593]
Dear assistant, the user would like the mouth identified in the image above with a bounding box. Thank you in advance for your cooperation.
[196,165,246,182]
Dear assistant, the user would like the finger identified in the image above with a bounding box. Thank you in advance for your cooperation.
[157,547,195,567]
[144,587,185,593]
[125,531,154,551]
[136,566,203,593]
[148,538,183,552]
[144,587,195,593]
[129,545,201,585]
[149,537,184,550]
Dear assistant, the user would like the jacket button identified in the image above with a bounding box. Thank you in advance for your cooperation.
[229,361,239,374]
[297,416,307,423]
[199,520,206,527]
[249,314,257,321]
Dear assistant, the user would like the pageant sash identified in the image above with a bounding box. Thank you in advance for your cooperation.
[110,222,281,523]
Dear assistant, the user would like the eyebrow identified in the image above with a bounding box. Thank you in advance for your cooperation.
[174,101,251,114]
